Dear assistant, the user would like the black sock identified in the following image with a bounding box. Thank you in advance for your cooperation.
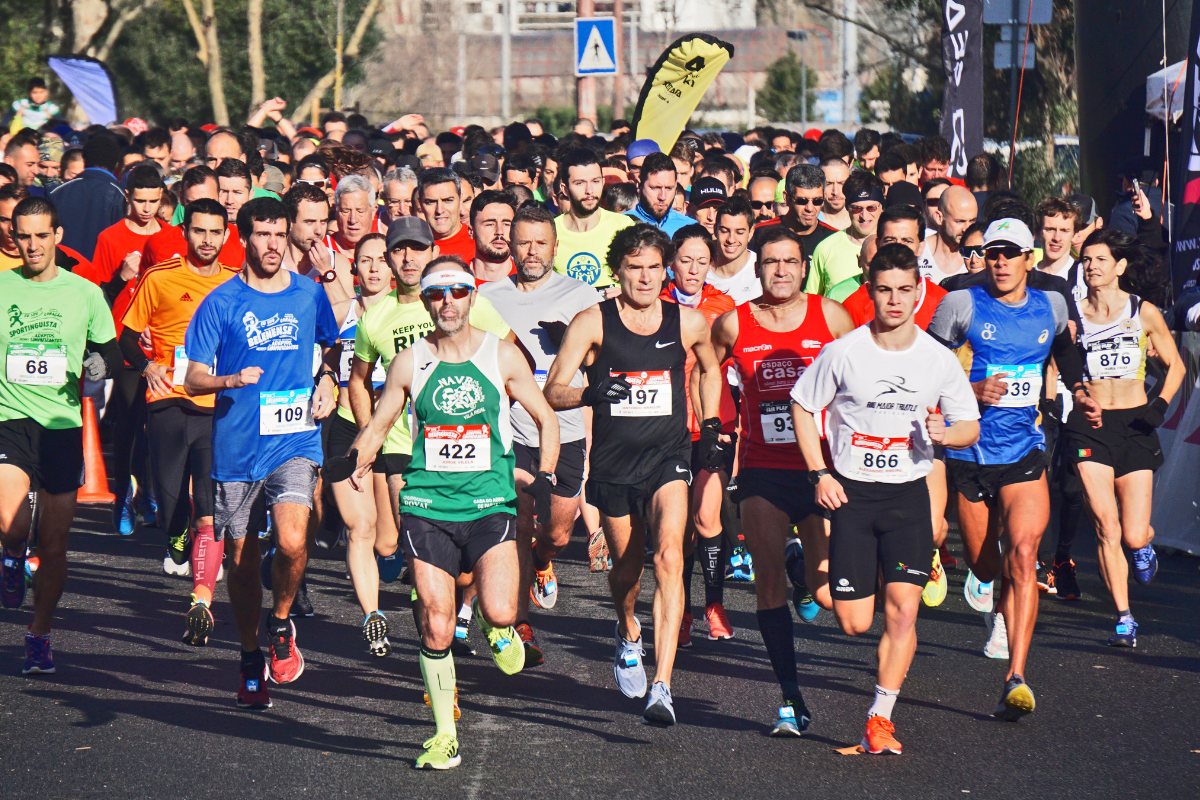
[756,605,797,696]
[240,647,264,672]
[699,538,725,606]
[269,615,289,634]
[682,554,694,612]
[1055,496,1083,563]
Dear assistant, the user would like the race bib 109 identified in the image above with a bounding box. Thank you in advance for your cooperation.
[259,388,316,435]
[424,424,491,471]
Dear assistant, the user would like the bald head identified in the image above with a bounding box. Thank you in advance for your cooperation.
[170,132,195,172]
[204,131,245,170]
[938,185,978,247]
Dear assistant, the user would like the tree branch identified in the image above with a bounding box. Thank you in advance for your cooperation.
[179,0,209,67]
[91,0,161,62]
[289,0,382,123]
[801,1,941,72]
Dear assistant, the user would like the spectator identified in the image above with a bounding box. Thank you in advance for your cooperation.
[48,132,125,260]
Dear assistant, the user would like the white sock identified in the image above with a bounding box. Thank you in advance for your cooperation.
[458,602,471,620]
[868,685,899,720]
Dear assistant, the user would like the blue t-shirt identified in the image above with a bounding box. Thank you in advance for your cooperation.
[626,202,693,236]
[186,272,339,481]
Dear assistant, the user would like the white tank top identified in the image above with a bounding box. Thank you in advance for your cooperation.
[1077,294,1147,382]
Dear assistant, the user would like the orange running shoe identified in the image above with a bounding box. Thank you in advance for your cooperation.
[705,602,734,640]
[861,715,902,755]
[531,561,558,609]
[588,529,610,572]
[678,611,693,648]
[514,621,545,666]
[424,686,462,720]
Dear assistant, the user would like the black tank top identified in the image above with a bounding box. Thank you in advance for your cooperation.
[586,298,689,484]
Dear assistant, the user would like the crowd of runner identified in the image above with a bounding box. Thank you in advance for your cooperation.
[0,89,1183,767]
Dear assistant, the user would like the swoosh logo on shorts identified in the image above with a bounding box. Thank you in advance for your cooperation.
[676,466,688,473]
[655,341,675,348]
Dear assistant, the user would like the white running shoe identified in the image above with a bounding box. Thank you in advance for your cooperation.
[983,611,1009,659]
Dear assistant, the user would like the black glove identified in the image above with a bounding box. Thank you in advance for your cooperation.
[322,448,358,483]
[1038,396,1063,431]
[1137,396,1169,429]
[698,417,725,471]
[581,373,631,406]
[522,471,555,527]
[537,320,568,349]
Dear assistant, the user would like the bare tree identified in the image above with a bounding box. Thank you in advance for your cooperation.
[289,0,382,124]
[181,0,230,125]
[248,0,266,110]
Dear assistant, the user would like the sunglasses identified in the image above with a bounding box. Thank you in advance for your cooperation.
[961,244,985,259]
[300,178,329,189]
[790,197,820,207]
[422,284,473,301]
[984,246,1025,260]
[925,198,942,208]
[749,200,774,210]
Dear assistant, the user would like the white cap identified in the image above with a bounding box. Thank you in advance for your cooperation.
[983,218,1035,252]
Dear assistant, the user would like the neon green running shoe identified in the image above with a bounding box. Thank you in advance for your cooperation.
[163,531,190,577]
[414,732,461,770]
[472,597,525,676]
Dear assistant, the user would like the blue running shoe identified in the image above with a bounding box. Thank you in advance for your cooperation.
[613,623,647,699]
[1132,544,1158,585]
[728,547,754,582]
[1,548,27,609]
[22,632,54,675]
[770,703,808,737]
[115,485,135,535]
[643,681,675,725]
[793,588,820,622]
[964,569,994,613]
[1107,617,1137,648]
[377,549,405,583]
[137,493,157,528]
[260,547,274,591]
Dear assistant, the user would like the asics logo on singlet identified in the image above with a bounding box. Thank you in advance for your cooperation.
[432,375,486,416]
[981,322,996,340]
[802,340,823,349]
[741,344,773,352]
[242,311,300,350]
[1038,329,1049,343]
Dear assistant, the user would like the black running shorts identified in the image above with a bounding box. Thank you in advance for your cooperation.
[733,467,824,524]
[828,475,933,601]
[1066,405,1163,478]
[515,438,586,498]
[325,412,402,475]
[400,511,516,577]
[586,457,692,519]
[945,448,1046,503]
[0,417,83,495]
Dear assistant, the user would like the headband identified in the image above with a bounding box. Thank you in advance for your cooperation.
[419,269,475,292]
[847,186,885,206]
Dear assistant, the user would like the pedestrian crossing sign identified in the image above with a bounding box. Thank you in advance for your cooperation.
[575,17,617,77]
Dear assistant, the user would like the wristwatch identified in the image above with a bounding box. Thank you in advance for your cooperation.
[807,468,830,485]
[537,470,557,486]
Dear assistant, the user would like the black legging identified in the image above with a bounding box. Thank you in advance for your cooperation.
[104,364,150,517]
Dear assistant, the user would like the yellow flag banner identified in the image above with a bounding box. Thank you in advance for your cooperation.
[631,33,735,152]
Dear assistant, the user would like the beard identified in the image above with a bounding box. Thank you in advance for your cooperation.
[516,255,552,282]
[434,307,467,335]
[478,239,510,261]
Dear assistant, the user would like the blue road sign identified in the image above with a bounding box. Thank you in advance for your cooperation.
[575,17,617,77]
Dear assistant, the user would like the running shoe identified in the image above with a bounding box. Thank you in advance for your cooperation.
[260,547,274,590]
[163,531,190,577]
[267,618,305,684]
[1053,558,1081,601]
[1036,561,1053,593]
[23,555,37,587]
[363,610,390,657]
[137,493,158,527]
[514,621,544,666]
[786,541,819,622]
[1107,617,1137,648]
[993,674,1036,721]
[1,548,27,609]
[643,681,676,726]
[938,543,958,570]
[728,547,754,582]
[613,623,647,699]
[922,548,948,607]
[472,598,525,675]
[314,523,342,551]
[237,659,271,710]
[115,486,135,536]
[289,580,315,618]
[862,715,902,754]
[983,611,1009,659]
[963,569,994,613]
[423,686,461,720]
[588,529,610,572]
[415,733,461,770]
[705,602,734,640]
[21,632,54,675]
[1132,544,1158,585]
[531,560,558,609]
[678,610,693,648]
[376,550,405,584]
[183,600,215,647]
[769,703,808,737]
[453,611,476,656]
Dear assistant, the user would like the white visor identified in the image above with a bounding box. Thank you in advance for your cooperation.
[419,269,475,292]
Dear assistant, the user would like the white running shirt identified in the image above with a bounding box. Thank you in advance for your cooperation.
[706,252,761,305]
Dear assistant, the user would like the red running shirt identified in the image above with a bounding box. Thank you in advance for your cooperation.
[732,296,833,470]
[841,276,947,330]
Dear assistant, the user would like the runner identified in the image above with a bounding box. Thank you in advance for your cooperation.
[754,164,838,263]
[332,255,560,770]
[625,153,692,235]
[706,197,760,304]
[323,232,398,657]
[140,166,245,273]
[326,173,383,261]
[553,147,633,290]
[1069,228,1183,646]
[119,198,239,645]
[0,196,120,674]
[709,223,854,736]
[280,182,353,302]
[469,190,516,284]
[416,168,475,263]
[657,224,736,644]
[817,157,851,231]
[927,218,1090,721]
[545,222,725,725]
[917,186,977,285]
[689,177,727,234]
[790,242,979,754]
[806,170,885,299]
[480,205,601,663]
[182,197,340,709]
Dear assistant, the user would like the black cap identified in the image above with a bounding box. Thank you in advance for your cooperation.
[368,139,395,157]
[1068,194,1098,225]
[884,180,923,211]
[692,176,727,207]
[385,216,434,249]
[469,153,501,183]
[392,153,421,172]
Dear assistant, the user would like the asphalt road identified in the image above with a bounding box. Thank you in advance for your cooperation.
[1,505,1198,799]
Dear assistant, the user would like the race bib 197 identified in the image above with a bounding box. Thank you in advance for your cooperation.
[6,343,67,386]
[424,424,491,471]
[986,363,1042,408]
[259,388,316,435]
[844,432,915,481]
[611,370,672,417]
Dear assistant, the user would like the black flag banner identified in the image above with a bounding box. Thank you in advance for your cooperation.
[940,0,983,179]
[1172,0,1200,295]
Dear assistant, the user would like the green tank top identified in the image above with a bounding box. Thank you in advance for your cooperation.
[401,332,516,521]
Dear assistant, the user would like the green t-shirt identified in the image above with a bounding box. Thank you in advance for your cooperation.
[553,209,634,287]
[0,269,116,429]
[171,188,278,226]
[805,230,864,297]
[353,291,511,454]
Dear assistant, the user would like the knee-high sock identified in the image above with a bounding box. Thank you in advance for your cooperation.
[191,524,222,604]
[420,645,457,738]
[682,554,694,612]
[1056,495,1083,563]
[699,537,725,606]
[757,605,799,700]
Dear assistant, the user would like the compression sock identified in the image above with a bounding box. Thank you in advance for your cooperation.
[682,554,694,611]
[241,647,265,675]
[1056,495,1084,563]
[419,645,457,738]
[191,524,221,605]
[699,537,725,607]
[868,685,900,720]
[756,606,798,698]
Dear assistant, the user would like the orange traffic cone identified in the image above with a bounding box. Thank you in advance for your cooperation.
[77,396,115,504]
